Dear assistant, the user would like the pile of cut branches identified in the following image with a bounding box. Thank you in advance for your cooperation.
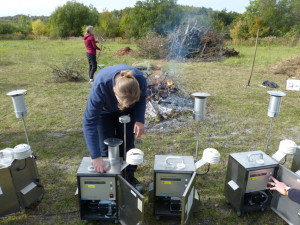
[167,22,239,60]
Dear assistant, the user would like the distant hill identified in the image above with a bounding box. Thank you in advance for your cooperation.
[0,15,49,23]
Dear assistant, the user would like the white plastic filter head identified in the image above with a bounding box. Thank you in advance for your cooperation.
[202,148,220,164]
[0,148,14,166]
[6,90,28,118]
[278,139,297,154]
[126,148,144,165]
[13,144,32,160]
[272,139,297,161]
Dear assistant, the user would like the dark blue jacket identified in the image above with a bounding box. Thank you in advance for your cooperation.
[83,64,147,159]
[289,189,300,205]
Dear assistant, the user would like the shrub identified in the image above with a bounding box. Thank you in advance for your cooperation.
[47,58,86,82]
[137,32,167,59]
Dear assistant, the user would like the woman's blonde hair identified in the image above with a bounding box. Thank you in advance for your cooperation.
[85,26,94,35]
[114,70,141,110]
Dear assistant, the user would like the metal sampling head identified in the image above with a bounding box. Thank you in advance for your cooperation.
[192,92,210,121]
[104,138,123,162]
[267,90,286,118]
[119,115,131,124]
[6,90,27,118]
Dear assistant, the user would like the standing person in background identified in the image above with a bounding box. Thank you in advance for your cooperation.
[82,64,147,193]
[84,25,101,84]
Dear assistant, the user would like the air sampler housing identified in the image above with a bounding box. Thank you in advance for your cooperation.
[148,92,220,224]
[0,90,43,216]
[77,137,145,225]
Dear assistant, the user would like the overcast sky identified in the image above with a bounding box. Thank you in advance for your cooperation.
[0,0,250,17]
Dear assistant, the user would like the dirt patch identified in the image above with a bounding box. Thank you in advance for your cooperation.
[113,46,136,56]
[269,54,300,78]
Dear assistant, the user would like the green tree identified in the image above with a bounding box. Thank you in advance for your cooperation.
[16,15,31,35]
[0,21,17,34]
[31,19,48,36]
[128,0,182,38]
[232,0,300,37]
[212,10,240,31]
[97,9,121,38]
[48,0,99,37]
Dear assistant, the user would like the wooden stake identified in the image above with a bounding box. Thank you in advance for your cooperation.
[247,28,259,86]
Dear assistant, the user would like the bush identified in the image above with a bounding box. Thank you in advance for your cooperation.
[47,58,87,82]
[137,32,167,59]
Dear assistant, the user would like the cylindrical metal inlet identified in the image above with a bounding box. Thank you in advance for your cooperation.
[104,138,123,161]
[192,92,210,121]
[267,91,286,118]
[6,90,27,118]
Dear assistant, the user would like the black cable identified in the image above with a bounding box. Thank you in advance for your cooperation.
[16,158,27,171]
[28,210,79,216]
[281,155,287,165]
[196,163,210,176]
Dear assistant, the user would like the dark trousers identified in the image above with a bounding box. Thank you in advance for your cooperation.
[86,53,97,79]
[97,108,137,173]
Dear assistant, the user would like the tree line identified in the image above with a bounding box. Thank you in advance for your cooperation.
[0,0,299,40]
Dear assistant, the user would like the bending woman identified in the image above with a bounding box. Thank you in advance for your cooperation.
[82,64,147,193]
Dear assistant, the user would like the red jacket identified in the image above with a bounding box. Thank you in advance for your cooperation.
[84,34,100,55]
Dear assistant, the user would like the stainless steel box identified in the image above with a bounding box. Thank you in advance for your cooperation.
[151,155,199,224]
[0,157,44,216]
[224,150,278,216]
[76,157,144,225]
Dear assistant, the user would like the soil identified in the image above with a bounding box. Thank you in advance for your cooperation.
[269,54,300,78]
[113,46,136,56]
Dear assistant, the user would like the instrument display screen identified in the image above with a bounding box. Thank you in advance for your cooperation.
[250,173,267,177]
[161,178,181,181]
[84,181,106,184]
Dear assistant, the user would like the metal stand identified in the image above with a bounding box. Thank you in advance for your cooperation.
[195,121,200,161]
[21,113,30,146]
[265,117,274,154]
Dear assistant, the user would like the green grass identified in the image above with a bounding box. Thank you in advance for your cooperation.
[0,39,299,225]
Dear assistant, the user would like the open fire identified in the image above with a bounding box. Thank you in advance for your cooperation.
[137,67,194,126]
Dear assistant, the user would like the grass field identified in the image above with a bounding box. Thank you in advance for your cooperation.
[0,39,299,225]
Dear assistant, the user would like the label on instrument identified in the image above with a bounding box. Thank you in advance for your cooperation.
[250,177,258,181]
[137,198,142,212]
[162,181,171,184]
[85,184,95,188]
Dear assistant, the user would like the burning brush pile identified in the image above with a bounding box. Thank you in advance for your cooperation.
[136,65,194,130]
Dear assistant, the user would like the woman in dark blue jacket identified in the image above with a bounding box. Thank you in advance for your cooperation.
[83,64,147,193]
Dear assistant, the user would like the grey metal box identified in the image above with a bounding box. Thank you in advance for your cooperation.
[0,157,43,216]
[152,155,199,224]
[76,157,144,225]
[224,150,278,215]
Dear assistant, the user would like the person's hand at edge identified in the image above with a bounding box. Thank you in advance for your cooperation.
[134,122,145,138]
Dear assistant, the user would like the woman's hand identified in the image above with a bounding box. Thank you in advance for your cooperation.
[92,157,107,173]
[269,176,288,195]
[134,122,145,138]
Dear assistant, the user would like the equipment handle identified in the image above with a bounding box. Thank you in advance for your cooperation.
[165,156,185,169]
[248,153,263,163]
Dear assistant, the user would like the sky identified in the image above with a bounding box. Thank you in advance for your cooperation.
[0,0,250,17]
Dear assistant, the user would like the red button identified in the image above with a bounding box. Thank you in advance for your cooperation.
[110,194,114,198]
